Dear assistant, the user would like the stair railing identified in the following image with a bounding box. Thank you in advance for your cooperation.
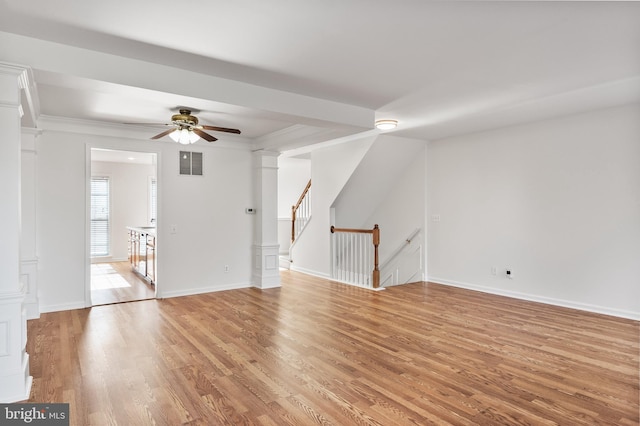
[291,179,312,243]
[379,228,421,271]
[330,224,380,289]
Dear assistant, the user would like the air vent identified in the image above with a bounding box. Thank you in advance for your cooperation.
[179,151,203,176]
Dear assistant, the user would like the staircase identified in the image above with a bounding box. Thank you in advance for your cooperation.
[280,179,311,269]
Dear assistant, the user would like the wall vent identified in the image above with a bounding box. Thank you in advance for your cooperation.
[179,151,203,176]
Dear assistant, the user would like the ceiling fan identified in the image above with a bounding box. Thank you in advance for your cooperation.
[128,109,241,144]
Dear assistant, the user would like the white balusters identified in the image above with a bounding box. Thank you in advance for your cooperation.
[330,225,380,288]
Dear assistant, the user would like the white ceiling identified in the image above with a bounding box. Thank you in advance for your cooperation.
[1,1,639,152]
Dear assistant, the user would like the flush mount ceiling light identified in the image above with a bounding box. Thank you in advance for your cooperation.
[375,119,398,130]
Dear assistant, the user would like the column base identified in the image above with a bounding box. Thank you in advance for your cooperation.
[253,244,281,289]
[0,292,32,402]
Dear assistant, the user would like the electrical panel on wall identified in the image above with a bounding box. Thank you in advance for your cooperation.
[179,151,203,176]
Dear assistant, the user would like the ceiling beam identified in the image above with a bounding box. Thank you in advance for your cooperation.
[0,31,374,130]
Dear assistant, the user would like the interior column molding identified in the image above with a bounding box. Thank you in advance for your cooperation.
[252,150,281,289]
[21,128,41,319]
[0,62,33,402]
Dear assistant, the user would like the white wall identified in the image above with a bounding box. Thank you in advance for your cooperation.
[36,129,255,312]
[37,132,87,311]
[333,135,426,229]
[363,149,426,264]
[427,104,640,319]
[91,159,156,262]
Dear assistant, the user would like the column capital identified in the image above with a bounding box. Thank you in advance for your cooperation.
[0,62,29,78]
[0,63,39,125]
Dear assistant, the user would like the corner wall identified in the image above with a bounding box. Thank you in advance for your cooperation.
[427,104,640,319]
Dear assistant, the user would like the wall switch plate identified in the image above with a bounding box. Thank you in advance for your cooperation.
[224,265,229,273]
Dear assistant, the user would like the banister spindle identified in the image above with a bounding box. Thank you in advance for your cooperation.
[330,224,380,289]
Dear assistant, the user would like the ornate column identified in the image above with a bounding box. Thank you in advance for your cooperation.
[0,63,32,402]
[252,151,281,289]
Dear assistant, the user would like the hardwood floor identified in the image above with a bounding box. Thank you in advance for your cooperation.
[27,271,639,425]
[91,261,155,306]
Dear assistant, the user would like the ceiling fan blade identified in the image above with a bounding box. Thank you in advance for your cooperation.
[193,128,218,142]
[201,125,241,134]
[151,128,177,140]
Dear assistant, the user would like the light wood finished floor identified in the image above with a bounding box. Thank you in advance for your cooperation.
[91,261,155,306]
[27,271,639,425]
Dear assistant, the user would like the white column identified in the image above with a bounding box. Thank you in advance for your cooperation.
[0,63,32,402]
[21,129,40,319]
[252,151,281,289]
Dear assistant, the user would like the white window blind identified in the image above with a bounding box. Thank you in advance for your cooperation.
[91,177,110,257]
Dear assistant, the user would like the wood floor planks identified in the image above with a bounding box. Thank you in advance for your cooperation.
[26,271,639,425]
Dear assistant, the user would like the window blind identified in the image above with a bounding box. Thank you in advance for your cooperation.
[91,177,110,257]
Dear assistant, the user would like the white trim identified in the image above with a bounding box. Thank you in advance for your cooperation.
[160,281,252,299]
[428,276,640,321]
[39,301,86,314]
[289,264,330,280]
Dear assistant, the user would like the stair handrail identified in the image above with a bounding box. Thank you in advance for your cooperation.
[330,224,380,289]
[379,228,421,270]
[291,179,312,243]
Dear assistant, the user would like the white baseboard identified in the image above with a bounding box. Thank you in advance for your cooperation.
[39,301,86,314]
[289,264,330,280]
[428,276,640,321]
[160,281,253,299]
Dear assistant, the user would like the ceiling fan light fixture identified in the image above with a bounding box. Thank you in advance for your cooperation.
[188,130,200,144]
[140,109,239,143]
[375,119,398,130]
[169,130,180,143]
[170,128,200,145]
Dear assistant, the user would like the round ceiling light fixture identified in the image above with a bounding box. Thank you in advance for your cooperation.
[375,119,398,130]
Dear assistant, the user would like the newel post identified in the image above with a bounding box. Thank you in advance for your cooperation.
[372,224,380,289]
[291,205,296,243]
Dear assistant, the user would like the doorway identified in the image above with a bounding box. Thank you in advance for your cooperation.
[90,148,158,306]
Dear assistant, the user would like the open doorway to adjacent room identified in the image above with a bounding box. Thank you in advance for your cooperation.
[90,148,158,306]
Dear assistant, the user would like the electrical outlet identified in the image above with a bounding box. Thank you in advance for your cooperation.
[170,224,177,234]
[224,265,229,273]
[506,269,513,279]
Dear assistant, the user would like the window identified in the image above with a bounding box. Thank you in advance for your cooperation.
[91,177,110,257]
